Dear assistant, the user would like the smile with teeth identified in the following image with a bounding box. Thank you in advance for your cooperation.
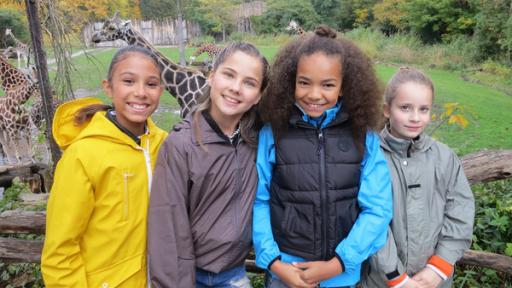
[305,103,325,109]
[128,102,149,111]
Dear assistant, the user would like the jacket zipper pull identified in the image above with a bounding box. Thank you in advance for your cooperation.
[317,130,324,155]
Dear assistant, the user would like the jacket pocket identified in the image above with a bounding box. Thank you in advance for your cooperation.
[87,253,143,288]
[282,203,316,255]
[334,199,359,244]
[121,171,134,221]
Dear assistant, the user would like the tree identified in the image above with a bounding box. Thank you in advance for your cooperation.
[140,0,177,19]
[187,0,237,40]
[401,0,476,43]
[251,0,321,34]
[333,0,378,31]
[372,0,407,35]
[473,0,512,61]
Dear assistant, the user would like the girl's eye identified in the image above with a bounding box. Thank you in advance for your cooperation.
[420,107,430,113]
[244,80,257,88]
[323,83,335,88]
[298,80,308,86]
[223,71,234,78]
[122,79,134,85]
[147,82,160,88]
[400,105,410,111]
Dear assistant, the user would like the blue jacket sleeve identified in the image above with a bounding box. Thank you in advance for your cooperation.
[252,124,281,269]
[334,131,393,274]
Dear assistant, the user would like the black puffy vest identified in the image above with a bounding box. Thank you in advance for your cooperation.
[270,109,362,260]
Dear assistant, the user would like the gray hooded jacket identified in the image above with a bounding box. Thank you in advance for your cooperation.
[362,128,474,288]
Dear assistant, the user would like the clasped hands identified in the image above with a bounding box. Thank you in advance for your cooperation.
[270,258,343,288]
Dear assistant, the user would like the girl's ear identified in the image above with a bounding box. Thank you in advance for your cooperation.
[102,79,113,99]
[383,103,390,118]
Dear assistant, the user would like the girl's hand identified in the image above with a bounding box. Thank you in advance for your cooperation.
[411,268,443,288]
[270,260,318,288]
[403,277,421,288]
[292,258,343,284]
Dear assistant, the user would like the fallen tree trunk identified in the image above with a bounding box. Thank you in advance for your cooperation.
[461,150,512,184]
[459,250,512,274]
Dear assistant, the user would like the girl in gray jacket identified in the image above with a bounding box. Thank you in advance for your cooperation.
[148,42,269,287]
[362,67,475,288]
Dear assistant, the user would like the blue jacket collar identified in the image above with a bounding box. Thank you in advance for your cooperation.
[294,101,342,129]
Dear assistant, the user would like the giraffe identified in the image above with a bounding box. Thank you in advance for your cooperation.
[190,43,222,63]
[91,13,207,118]
[0,55,39,164]
[5,28,30,68]
[286,20,306,37]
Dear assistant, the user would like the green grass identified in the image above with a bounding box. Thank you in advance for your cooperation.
[3,46,511,155]
[376,65,512,155]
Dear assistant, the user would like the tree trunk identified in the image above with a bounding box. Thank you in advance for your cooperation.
[459,250,512,274]
[25,0,61,167]
[461,150,512,184]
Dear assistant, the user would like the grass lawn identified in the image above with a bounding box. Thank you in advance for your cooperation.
[3,46,511,156]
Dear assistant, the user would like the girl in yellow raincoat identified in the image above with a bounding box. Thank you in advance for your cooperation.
[41,45,167,288]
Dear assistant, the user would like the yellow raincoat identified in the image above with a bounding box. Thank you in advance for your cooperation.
[41,98,167,287]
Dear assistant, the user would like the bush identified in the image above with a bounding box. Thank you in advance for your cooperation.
[453,179,512,287]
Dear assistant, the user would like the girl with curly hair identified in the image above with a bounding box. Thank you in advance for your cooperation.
[253,25,393,287]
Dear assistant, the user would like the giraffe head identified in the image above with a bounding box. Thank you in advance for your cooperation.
[286,20,299,32]
[286,20,305,36]
[91,12,132,44]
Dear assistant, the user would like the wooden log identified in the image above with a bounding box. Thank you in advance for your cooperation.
[459,250,512,274]
[461,150,512,184]
[0,210,46,234]
[0,237,43,263]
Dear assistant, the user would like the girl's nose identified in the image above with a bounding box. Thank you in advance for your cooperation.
[134,83,146,97]
[410,110,420,121]
[230,79,241,93]
[309,86,322,100]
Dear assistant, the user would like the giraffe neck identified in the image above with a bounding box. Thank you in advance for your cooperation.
[123,29,191,74]
[7,32,27,49]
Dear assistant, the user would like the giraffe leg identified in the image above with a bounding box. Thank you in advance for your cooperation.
[0,130,19,164]
[15,126,34,163]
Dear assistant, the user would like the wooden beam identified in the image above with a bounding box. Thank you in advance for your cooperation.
[0,211,46,234]
[0,237,43,263]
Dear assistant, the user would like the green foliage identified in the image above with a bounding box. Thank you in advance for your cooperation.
[186,0,237,39]
[0,178,30,212]
[473,0,512,62]
[140,0,178,19]
[0,261,44,288]
[250,0,321,34]
[400,0,476,43]
[0,8,28,49]
[453,179,512,287]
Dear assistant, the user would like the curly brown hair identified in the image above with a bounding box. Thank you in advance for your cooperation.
[259,25,382,151]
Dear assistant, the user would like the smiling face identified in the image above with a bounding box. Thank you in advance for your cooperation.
[384,81,433,139]
[208,50,264,127]
[103,52,163,136]
[294,52,342,118]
